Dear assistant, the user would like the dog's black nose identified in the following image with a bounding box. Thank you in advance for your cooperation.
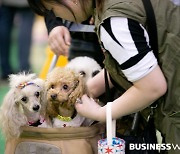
[33,105,40,111]
[51,94,57,100]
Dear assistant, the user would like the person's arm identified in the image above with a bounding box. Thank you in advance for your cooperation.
[75,17,167,122]
[75,65,167,122]
[45,11,71,56]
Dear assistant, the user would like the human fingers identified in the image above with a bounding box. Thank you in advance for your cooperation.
[48,27,65,55]
[75,95,92,113]
[48,26,70,56]
[75,95,101,120]
[75,98,83,104]
[75,95,90,107]
[63,27,71,46]
[52,35,70,56]
[49,38,69,56]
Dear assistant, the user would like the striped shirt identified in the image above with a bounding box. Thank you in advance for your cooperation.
[100,17,157,82]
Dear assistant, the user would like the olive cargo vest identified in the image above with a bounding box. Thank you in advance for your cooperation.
[95,0,180,148]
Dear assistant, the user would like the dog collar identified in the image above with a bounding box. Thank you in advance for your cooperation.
[16,81,39,89]
[56,115,72,122]
[28,117,45,127]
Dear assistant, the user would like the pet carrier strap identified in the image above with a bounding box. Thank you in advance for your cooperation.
[106,102,116,145]
[141,0,159,108]
[141,0,159,62]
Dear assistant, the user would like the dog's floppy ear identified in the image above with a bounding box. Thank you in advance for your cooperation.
[68,75,86,106]
[46,101,59,118]
[0,89,27,140]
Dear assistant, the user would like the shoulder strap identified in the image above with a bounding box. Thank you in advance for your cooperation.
[141,0,159,63]
[142,0,159,108]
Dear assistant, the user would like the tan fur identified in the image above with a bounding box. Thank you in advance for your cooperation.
[45,67,87,118]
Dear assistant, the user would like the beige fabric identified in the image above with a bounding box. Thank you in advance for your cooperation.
[5,123,104,154]
[15,142,61,154]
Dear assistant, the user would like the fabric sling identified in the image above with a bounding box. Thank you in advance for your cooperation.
[141,0,159,62]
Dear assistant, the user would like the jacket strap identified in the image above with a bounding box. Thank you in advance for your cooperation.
[142,0,159,63]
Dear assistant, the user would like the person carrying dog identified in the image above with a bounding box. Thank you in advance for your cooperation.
[28,0,180,152]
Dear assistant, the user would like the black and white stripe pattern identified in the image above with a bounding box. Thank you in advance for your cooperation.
[100,17,157,82]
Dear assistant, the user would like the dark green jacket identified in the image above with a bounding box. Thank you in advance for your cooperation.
[95,0,180,151]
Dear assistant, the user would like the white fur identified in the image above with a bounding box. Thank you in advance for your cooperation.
[64,56,102,127]
[66,56,102,82]
[0,72,49,140]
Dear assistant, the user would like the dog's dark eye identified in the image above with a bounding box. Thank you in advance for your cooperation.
[35,91,40,98]
[21,96,27,102]
[92,70,100,77]
[51,85,55,89]
[63,84,69,90]
[79,71,86,77]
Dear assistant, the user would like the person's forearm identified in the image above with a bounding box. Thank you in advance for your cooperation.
[87,69,113,98]
[45,10,63,34]
[96,66,167,122]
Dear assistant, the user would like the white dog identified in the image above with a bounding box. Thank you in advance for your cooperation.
[0,73,50,140]
[54,56,102,127]
[66,56,102,82]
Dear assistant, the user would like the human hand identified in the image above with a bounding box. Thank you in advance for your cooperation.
[75,94,104,122]
[48,26,71,56]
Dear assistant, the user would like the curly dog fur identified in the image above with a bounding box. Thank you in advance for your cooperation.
[0,73,48,140]
[66,56,102,82]
[45,67,89,127]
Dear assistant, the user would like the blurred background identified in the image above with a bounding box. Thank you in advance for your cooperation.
[0,14,49,153]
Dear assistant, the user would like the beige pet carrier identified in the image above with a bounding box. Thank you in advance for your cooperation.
[5,123,104,154]
[4,52,105,154]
